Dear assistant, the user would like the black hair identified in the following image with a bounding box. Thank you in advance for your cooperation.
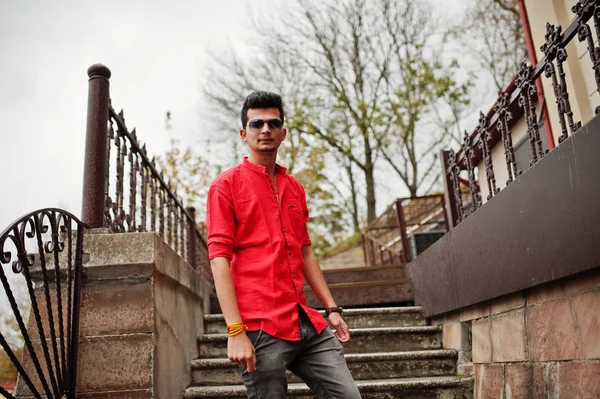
[240,91,285,128]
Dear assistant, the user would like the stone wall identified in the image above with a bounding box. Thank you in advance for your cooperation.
[434,267,600,398]
[16,230,212,399]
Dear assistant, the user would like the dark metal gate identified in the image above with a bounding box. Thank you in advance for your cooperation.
[0,208,85,398]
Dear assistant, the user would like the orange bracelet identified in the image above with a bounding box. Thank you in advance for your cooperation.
[227,322,248,337]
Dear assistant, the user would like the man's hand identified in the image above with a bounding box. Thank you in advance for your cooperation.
[227,332,257,372]
[328,313,351,343]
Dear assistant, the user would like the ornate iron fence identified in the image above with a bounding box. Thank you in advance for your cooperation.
[362,195,448,265]
[81,64,211,284]
[0,209,85,399]
[442,0,600,228]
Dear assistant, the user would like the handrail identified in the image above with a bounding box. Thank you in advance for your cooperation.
[362,194,447,264]
[442,0,599,228]
[81,64,211,284]
[107,107,208,248]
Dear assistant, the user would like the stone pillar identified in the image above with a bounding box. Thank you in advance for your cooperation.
[15,230,212,398]
[442,320,472,376]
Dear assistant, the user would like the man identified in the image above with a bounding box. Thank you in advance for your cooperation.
[206,91,361,399]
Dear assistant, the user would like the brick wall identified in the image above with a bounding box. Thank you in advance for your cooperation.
[436,267,600,398]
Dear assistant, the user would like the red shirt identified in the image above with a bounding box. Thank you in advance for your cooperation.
[206,157,328,340]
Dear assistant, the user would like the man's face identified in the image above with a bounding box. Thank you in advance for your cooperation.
[240,108,287,153]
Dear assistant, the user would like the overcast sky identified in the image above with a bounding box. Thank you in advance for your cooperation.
[0,0,259,229]
[0,0,469,231]
[0,0,477,333]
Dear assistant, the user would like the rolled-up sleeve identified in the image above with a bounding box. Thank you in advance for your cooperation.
[300,186,312,247]
[206,183,235,260]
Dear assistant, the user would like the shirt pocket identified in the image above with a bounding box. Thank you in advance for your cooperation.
[287,200,306,241]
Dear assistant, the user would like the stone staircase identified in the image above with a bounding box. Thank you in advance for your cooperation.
[304,264,413,308]
[186,264,473,398]
[209,264,413,313]
[185,306,472,398]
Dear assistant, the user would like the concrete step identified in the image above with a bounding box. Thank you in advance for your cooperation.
[204,306,426,334]
[209,272,411,314]
[191,349,457,386]
[304,279,413,308]
[198,326,442,358]
[319,244,366,270]
[319,264,407,285]
[184,376,474,398]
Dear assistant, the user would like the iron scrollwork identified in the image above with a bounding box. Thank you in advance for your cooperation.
[463,131,482,214]
[446,0,600,229]
[541,23,582,143]
[447,149,464,223]
[495,92,520,184]
[103,105,210,283]
[476,112,499,200]
[517,62,546,167]
[0,209,85,399]
[573,0,600,113]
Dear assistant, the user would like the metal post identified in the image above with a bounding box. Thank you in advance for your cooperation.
[186,207,198,271]
[68,226,85,398]
[361,232,368,266]
[441,151,459,230]
[81,64,111,228]
[395,199,411,263]
[370,239,376,265]
[367,237,375,266]
[440,195,450,233]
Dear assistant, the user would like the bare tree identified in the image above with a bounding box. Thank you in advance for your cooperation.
[374,1,473,196]
[454,0,527,92]
[201,0,471,224]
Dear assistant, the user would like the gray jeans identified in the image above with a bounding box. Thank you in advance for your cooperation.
[242,310,362,399]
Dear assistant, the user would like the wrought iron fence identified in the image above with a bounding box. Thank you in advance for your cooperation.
[0,209,85,399]
[362,195,448,265]
[81,64,211,284]
[442,0,600,228]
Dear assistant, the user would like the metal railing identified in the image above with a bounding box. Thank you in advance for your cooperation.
[362,195,448,265]
[0,209,85,399]
[81,64,212,284]
[442,0,600,228]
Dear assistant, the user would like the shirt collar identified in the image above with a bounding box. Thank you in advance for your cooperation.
[242,156,287,175]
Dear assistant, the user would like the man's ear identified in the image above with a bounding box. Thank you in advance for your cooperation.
[282,128,287,141]
[240,128,247,142]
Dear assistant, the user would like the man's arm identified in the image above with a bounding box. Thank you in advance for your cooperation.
[211,257,257,371]
[302,245,350,342]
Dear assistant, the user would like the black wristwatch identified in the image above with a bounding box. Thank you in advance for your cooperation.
[325,306,343,316]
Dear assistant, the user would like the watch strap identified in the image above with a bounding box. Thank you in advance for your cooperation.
[325,306,343,316]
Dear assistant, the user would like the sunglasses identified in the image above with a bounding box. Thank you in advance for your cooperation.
[247,118,283,130]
